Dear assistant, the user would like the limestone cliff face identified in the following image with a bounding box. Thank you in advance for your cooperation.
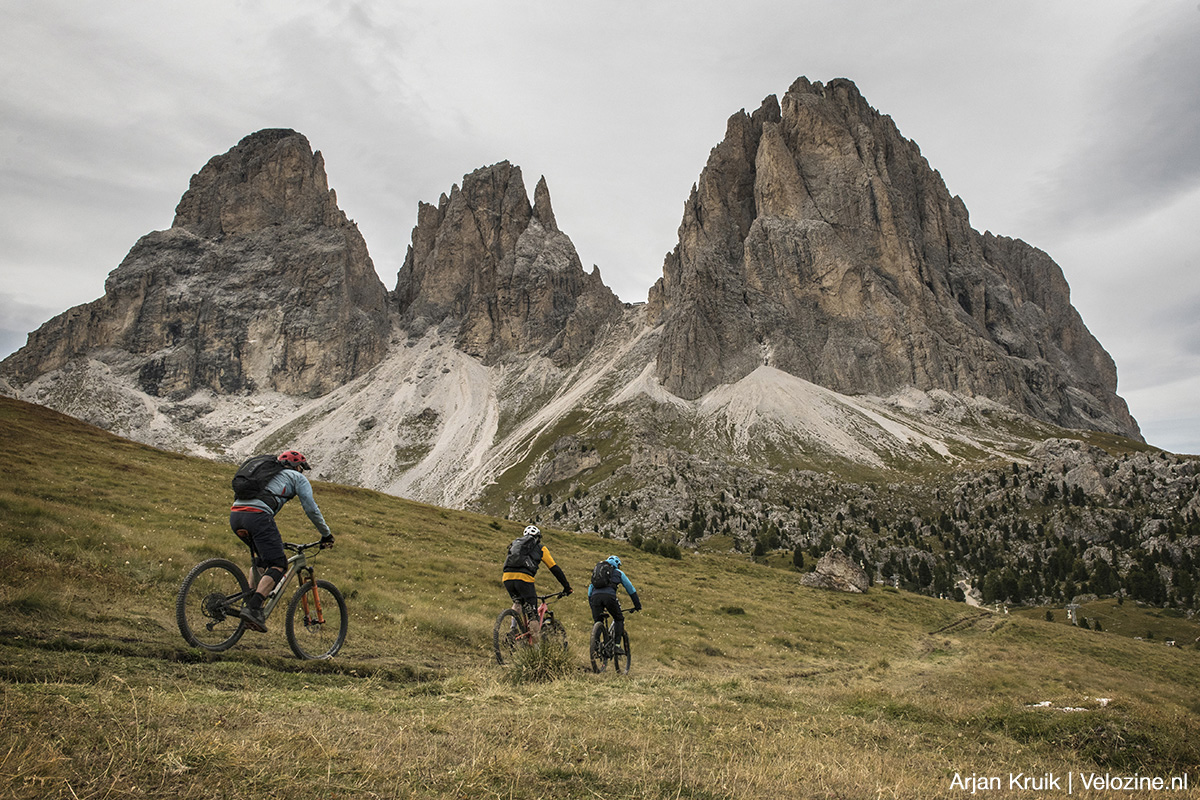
[2,129,391,398]
[395,162,623,366]
[647,78,1139,439]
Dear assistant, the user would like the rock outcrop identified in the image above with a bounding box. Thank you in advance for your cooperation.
[647,78,1139,440]
[800,550,871,593]
[2,129,391,400]
[394,162,623,366]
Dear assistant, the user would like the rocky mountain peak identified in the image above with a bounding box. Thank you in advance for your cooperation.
[647,77,1139,440]
[0,82,1148,519]
[1,128,390,416]
[171,128,345,238]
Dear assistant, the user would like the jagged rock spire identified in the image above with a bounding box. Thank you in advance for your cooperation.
[533,175,558,231]
[395,162,621,365]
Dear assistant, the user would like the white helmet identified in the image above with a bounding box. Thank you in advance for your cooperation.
[524,524,541,538]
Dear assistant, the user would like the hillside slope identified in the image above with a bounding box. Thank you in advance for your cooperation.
[2,396,1199,799]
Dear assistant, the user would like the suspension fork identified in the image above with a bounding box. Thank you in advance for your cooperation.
[297,566,325,624]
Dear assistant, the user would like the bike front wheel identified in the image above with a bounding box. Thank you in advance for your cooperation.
[493,608,526,665]
[176,558,249,651]
[542,617,568,654]
[614,629,631,674]
[285,578,348,660]
[589,621,611,673]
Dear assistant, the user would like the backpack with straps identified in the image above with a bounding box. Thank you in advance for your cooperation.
[231,454,286,512]
[503,533,542,574]
[591,560,616,590]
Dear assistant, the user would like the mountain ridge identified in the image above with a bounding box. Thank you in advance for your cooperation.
[1,78,1147,528]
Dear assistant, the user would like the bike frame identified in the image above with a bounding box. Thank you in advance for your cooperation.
[515,592,564,638]
[597,605,637,646]
[248,541,324,621]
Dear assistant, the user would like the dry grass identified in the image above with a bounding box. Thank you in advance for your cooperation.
[3,396,1200,799]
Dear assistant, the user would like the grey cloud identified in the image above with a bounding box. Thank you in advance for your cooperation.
[1041,5,1200,230]
[0,293,66,360]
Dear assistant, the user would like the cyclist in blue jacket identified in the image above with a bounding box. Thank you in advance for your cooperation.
[588,555,642,654]
[230,450,334,632]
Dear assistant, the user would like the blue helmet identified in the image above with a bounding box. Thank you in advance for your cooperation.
[606,555,621,568]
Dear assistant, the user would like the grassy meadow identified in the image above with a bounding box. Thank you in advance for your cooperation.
[2,396,1200,799]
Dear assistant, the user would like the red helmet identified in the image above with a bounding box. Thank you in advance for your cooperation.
[277,450,310,471]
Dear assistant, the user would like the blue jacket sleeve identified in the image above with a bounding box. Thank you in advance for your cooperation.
[284,470,332,538]
[617,569,636,595]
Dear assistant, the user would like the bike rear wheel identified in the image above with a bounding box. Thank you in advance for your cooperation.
[285,578,348,660]
[176,558,249,651]
[589,621,611,673]
[493,608,526,665]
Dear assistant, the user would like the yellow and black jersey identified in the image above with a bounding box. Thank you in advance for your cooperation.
[503,545,557,583]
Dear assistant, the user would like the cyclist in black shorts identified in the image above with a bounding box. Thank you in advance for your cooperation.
[588,555,642,654]
[229,450,334,632]
[501,525,572,635]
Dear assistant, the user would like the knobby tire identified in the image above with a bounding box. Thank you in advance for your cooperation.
[589,621,610,673]
[285,578,348,660]
[176,558,249,651]
[493,608,526,665]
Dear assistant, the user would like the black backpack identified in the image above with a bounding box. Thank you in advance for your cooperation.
[591,560,616,590]
[232,454,286,512]
[503,534,542,573]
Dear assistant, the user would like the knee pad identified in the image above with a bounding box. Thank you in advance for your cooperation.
[264,565,287,585]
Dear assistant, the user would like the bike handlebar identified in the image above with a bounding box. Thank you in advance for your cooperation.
[537,591,569,602]
[283,540,328,553]
[604,606,640,615]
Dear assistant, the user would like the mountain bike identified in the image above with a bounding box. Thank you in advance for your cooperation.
[493,591,568,665]
[176,539,347,660]
[589,605,636,673]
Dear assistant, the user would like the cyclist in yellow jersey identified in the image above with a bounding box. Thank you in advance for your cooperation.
[502,525,572,635]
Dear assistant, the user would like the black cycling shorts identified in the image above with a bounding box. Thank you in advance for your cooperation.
[503,579,538,617]
[589,591,624,624]
[230,510,287,572]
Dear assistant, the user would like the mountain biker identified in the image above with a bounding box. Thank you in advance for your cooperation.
[588,555,642,654]
[502,524,572,636]
[230,450,334,632]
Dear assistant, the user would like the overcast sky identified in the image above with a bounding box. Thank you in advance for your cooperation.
[2,1,1198,454]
